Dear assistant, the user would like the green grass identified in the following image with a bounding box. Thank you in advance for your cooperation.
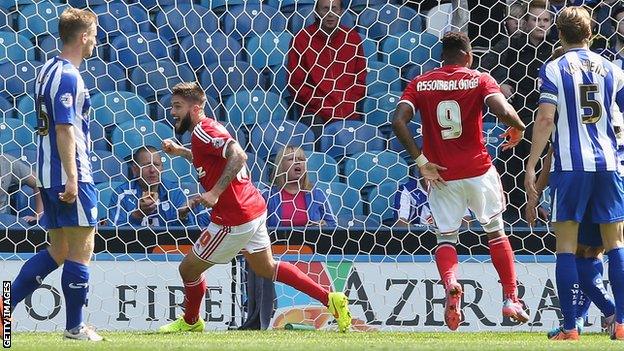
[6,331,624,351]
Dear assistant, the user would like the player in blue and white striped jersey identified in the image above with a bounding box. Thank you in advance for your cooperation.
[525,6,624,341]
[9,8,103,342]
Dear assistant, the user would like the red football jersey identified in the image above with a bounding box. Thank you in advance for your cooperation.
[400,65,502,181]
[191,118,266,226]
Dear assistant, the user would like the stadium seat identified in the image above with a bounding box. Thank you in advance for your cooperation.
[288,5,356,33]
[201,0,261,12]
[246,152,267,183]
[248,120,315,161]
[0,60,41,99]
[162,155,197,184]
[224,90,288,127]
[92,2,150,41]
[0,118,35,152]
[36,35,61,61]
[389,120,422,159]
[366,60,401,96]
[133,0,185,9]
[96,181,124,222]
[318,120,386,160]
[357,4,422,39]
[5,146,37,168]
[0,9,6,31]
[91,91,149,127]
[221,4,287,41]
[304,151,339,184]
[483,122,506,161]
[361,37,379,61]
[343,151,408,191]
[80,58,127,95]
[362,91,403,128]
[368,181,399,223]
[111,118,174,160]
[15,95,37,128]
[110,32,170,70]
[0,95,13,119]
[0,213,29,228]
[90,119,109,151]
[153,4,218,42]
[336,215,380,229]
[381,32,442,68]
[16,1,68,40]
[344,0,393,12]
[246,32,293,71]
[402,60,439,81]
[267,66,289,98]
[426,3,453,37]
[67,0,110,7]
[91,150,124,184]
[130,59,196,100]
[0,30,36,63]
[200,61,264,100]
[179,31,243,71]
[179,182,201,197]
[266,0,315,12]
[316,181,363,218]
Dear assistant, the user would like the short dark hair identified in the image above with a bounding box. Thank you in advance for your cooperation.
[58,8,97,45]
[441,31,471,63]
[612,5,624,27]
[171,81,207,106]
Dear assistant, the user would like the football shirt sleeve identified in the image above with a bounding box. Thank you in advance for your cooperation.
[399,79,420,114]
[538,62,558,106]
[53,70,78,125]
[194,122,235,159]
[479,72,503,101]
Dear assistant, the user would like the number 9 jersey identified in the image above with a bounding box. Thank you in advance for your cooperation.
[398,65,502,181]
[191,117,266,226]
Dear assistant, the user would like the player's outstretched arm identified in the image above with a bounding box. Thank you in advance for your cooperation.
[199,141,247,208]
[56,124,78,203]
[162,139,193,161]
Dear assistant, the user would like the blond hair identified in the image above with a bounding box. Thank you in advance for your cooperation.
[272,145,312,191]
[58,8,97,45]
[556,6,592,45]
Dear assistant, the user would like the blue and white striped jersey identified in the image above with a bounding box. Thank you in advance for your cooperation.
[35,56,93,188]
[539,48,624,172]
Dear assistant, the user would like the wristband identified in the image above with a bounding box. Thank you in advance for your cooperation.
[415,154,429,167]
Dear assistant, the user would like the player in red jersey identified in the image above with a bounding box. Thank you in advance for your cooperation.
[157,82,351,333]
[392,32,529,331]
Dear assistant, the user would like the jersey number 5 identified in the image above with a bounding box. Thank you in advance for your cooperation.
[437,100,462,140]
[36,95,49,136]
[579,84,602,124]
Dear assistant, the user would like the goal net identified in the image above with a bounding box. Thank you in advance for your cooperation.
[0,0,620,332]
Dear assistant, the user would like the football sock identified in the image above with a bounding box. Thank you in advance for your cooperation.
[607,248,624,323]
[61,260,89,331]
[576,257,615,318]
[11,249,58,309]
[556,253,579,330]
[576,289,591,320]
[274,261,329,306]
[435,243,459,288]
[488,236,518,301]
[183,275,206,325]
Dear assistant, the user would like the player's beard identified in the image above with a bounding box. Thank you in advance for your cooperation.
[176,112,192,135]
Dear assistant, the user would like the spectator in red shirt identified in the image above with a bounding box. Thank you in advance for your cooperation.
[287,0,367,138]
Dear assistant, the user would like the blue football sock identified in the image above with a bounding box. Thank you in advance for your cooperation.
[556,253,579,330]
[11,249,58,309]
[576,257,616,318]
[607,248,624,323]
[61,260,89,331]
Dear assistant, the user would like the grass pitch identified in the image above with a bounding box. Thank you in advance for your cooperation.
[7,331,624,351]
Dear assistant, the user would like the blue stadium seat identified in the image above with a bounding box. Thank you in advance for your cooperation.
[5,146,37,168]
[90,119,109,151]
[362,91,403,128]
[179,182,202,197]
[361,37,378,61]
[246,32,293,70]
[483,122,506,161]
[0,60,41,99]
[91,91,149,127]
[357,3,422,39]
[36,35,61,61]
[201,0,261,12]
[288,5,356,33]
[80,58,127,95]
[368,181,399,223]
[97,181,124,222]
[345,0,393,12]
[91,150,124,184]
[366,60,401,96]
[402,60,439,81]
[162,155,197,184]
[180,31,243,71]
[92,2,150,40]
[0,213,29,228]
[0,0,39,11]
[0,8,7,30]
[133,0,185,9]
[389,120,422,159]
[0,118,35,152]
[381,32,442,68]
[266,0,315,12]
[336,215,380,229]
[67,0,110,7]
[0,30,36,63]
[154,4,218,42]
[0,95,12,119]
[222,4,287,41]
[343,151,408,191]
[110,118,174,160]
[110,32,170,70]
[304,151,339,184]
[248,120,315,161]
[16,1,68,40]
[224,90,288,127]
[246,151,267,183]
[316,181,363,218]
[267,66,289,98]
[318,120,386,160]
[15,95,37,128]
[130,59,196,100]
[200,61,264,100]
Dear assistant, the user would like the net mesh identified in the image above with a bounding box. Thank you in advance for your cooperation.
[0,0,622,332]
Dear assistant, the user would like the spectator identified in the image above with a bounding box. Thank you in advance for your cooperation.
[108,146,208,227]
[287,0,367,139]
[480,1,528,73]
[611,4,624,65]
[0,154,43,223]
[264,145,336,227]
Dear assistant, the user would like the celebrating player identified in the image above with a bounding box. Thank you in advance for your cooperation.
[158,82,351,333]
[9,8,102,341]
[392,31,528,331]
[525,6,624,341]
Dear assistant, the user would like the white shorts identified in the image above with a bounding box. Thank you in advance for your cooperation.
[428,166,505,234]
[192,212,271,264]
